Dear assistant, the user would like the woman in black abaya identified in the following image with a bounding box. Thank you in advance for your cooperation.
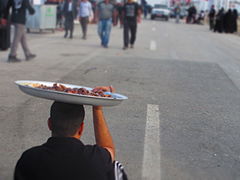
[214,8,224,33]
[232,9,238,33]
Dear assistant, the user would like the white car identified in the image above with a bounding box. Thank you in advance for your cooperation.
[151,4,170,21]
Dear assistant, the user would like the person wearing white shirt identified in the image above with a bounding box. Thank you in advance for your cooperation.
[78,0,92,39]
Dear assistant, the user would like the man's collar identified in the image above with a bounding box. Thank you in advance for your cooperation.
[47,136,84,146]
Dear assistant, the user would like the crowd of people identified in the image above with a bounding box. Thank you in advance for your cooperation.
[58,0,141,49]
[0,0,142,63]
[208,5,238,34]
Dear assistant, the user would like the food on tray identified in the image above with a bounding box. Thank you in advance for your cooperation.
[26,83,112,98]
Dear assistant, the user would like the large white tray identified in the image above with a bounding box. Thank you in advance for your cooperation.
[15,80,128,106]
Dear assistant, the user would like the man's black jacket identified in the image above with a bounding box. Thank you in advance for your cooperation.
[4,0,35,25]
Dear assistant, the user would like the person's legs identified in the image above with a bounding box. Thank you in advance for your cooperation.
[176,14,180,23]
[64,18,69,38]
[98,20,104,45]
[81,17,89,39]
[20,24,31,57]
[209,18,214,30]
[129,21,137,48]
[123,20,129,49]
[9,24,23,58]
[20,25,36,61]
[102,19,112,47]
[69,16,74,39]
[80,18,85,37]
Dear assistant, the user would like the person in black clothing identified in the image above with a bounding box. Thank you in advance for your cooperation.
[14,86,119,180]
[232,9,238,33]
[224,9,234,33]
[122,0,141,50]
[0,0,11,51]
[208,5,215,30]
[214,8,224,33]
[63,0,77,38]
[3,0,36,62]
[186,5,196,24]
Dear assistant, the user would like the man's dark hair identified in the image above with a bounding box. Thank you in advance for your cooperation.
[50,101,85,137]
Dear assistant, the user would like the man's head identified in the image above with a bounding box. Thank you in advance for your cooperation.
[48,102,85,138]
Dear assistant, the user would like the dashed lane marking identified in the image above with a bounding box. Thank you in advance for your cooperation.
[142,104,161,180]
[150,40,157,51]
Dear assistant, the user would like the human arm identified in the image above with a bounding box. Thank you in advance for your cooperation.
[137,4,142,23]
[94,4,99,22]
[25,0,35,15]
[88,2,93,18]
[78,2,81,21]
[2,0,12,22]
[112,4,118,26]
[92,106,115,162]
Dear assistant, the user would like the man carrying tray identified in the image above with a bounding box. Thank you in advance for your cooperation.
[14,86,127,180]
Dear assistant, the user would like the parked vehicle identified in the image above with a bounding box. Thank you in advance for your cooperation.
[151,4,170,21]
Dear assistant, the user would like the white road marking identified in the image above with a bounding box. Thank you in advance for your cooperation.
[142,104,161,180]
[150,40,157,51]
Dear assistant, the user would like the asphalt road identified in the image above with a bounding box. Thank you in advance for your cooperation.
[1,19,240,180]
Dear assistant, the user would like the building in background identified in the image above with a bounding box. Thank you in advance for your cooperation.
[208,0,240,11]
[147,0,239,12]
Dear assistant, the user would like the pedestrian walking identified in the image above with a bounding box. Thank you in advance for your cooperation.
[96,0,117,48]
[174,4,181,24]
[63,0,77,39]
[3,0,36,62]
[13,86,128,180]
[186,5,197,24]
[122,0,141,50]
[208,5,215,30]
[78,0,92,39]
[141,0,147,19]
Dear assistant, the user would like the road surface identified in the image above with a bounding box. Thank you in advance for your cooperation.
[1,19,240,180]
